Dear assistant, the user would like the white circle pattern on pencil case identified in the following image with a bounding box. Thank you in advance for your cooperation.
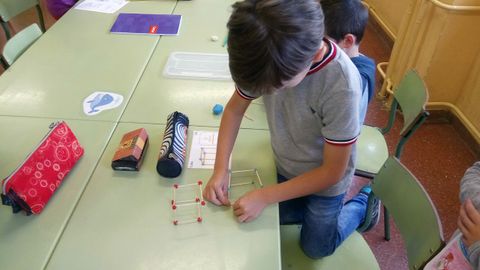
[159,115,174,159]
[5,123,84,214]
[170,121,188,165]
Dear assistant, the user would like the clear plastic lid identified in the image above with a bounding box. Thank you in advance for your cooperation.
[163,52,231,80]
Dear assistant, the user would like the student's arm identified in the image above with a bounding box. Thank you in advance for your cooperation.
[203,91,251,206]
[233,142,351,222]
[458,199,480,269]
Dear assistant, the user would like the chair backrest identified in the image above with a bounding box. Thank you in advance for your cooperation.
[2,23,42,66]
[372,157,444,270]
[393,70,429,135]
[0,0,45,40]
[0,0,39,22]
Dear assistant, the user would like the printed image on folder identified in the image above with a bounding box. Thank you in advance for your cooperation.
[110,13,182,35]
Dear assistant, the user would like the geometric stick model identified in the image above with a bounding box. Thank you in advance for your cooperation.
[227,168,264,200]
[171,180,205,225]
[228,168,264,189]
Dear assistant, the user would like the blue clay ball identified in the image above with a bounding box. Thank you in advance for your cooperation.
[212,104,223,115]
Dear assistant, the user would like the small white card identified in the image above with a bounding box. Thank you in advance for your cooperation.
[83,91,123,116]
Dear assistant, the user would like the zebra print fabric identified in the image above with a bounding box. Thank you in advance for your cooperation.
[157,112,189,178]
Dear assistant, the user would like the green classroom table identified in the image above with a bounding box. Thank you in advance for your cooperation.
[0,1,176,121]
[0,117,116,270]
[0,1,380,269]
[45,123,280,270]
[120,0,269,129]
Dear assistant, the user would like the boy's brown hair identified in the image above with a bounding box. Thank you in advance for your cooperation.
[227,0,324,95]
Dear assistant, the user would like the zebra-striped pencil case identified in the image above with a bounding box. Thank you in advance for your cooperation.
[156,112,189,178]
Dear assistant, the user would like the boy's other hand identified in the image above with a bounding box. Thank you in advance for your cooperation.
[203,171,231,206]
[458,199,480,247]
[233,189,267,223]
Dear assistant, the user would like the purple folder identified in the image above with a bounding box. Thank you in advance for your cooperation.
[110,13,182,35]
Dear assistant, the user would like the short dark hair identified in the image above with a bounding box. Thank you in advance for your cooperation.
[227,0,324,95]
[321,0,368,44]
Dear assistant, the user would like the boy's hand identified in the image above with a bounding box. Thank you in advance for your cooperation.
[233,189,267,223]
[203,171,231,206]
[458,199,480,247]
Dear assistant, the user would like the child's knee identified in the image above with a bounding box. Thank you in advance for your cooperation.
[300,240,337,259]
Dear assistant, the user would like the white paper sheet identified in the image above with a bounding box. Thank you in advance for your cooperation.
[75,0,127,14]
[188,131,219,169]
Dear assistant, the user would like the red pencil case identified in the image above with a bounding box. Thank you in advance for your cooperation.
[1,121,84,215]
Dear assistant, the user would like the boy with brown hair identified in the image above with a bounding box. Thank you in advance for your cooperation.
[204,0,379,258]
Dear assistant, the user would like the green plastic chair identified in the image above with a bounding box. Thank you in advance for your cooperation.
[1,23,42,69]
[356,69,429,240]
[0,0,45,40]
[359,157,445,270]
[281,225,380,270]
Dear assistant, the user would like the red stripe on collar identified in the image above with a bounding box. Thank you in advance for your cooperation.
[307,38,337,76]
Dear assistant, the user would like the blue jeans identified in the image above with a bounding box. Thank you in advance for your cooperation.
[278,174,368,259]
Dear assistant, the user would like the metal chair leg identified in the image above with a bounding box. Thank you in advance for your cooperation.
[384,206,391,241]
[1,21,11,40]
[0,57,9,70]
[35,5,46,32]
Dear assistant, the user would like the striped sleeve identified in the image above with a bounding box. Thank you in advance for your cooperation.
[235,85,259,100]
[460,161,480,207]
[320,84,361,148]
[324,136,358,146]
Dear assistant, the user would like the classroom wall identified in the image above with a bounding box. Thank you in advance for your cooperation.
[374,0,480,143]
[363,0,411,38]
[457,52,480,132]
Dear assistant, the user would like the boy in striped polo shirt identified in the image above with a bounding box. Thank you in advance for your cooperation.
[204,0,379,258]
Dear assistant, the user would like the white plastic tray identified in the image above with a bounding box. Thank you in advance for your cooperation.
[163,52,232,80]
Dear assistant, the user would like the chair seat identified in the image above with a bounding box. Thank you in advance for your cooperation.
[281,225,380,270]
[355,125,389,175]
